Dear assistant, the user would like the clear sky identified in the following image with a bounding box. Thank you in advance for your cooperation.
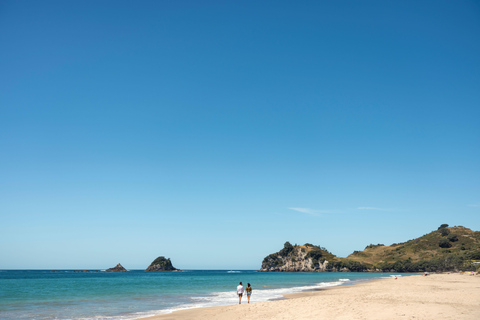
[1,0,479,270]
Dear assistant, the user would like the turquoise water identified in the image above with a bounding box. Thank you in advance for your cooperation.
[0,270,407,319]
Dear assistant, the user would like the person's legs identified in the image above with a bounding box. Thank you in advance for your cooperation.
[238,293,242,304]
[247,293,250,303]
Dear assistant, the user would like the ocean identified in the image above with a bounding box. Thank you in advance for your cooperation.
[0,270,407,319]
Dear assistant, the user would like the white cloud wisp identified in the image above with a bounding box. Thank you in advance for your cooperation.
[288,207,337,216]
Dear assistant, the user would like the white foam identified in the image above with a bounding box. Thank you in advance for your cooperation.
[189,281,346,307]
[339,279,350,282]
[74,280,349,320]
[227,271,241,273]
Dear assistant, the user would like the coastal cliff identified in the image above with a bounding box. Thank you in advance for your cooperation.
[146,256,178,271]
[260,242,339,272]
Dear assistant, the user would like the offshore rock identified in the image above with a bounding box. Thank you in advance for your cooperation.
[106,263,127,272]
[146,256,178,271]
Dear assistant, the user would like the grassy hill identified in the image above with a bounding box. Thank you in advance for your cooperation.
[302,243,339,262]
[346,224,480,272]
[261,225,480,273]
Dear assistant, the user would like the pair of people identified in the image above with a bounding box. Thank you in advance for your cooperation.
[236,282,252,304]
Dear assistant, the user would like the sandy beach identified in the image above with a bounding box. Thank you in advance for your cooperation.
[140,273,480,320]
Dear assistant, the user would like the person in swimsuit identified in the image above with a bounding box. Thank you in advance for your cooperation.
[245,283,252,303]
[236,282,244,304]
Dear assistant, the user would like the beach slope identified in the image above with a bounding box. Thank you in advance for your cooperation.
[141,273,479,320]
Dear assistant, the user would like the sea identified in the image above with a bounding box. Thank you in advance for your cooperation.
[0,270,408,320]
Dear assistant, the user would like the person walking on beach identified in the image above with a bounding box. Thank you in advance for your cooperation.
[245,283,252,303]
[237,282,244,304]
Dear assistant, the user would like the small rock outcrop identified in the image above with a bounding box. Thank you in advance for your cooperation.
[106,263,127,272]
[146,256,178,271]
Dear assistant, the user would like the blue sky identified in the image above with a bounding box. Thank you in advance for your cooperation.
[1,0,479,269]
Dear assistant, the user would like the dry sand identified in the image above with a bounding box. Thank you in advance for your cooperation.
[139,273,480,320]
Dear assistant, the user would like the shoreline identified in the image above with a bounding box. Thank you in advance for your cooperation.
[138,273,480,320]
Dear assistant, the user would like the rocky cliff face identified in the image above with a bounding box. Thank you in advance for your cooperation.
[146,256,178,271]
[106,263,127,272]
[260,242,336,272]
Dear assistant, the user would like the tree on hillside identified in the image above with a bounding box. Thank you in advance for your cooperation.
[280,241,294,256]
[439,238,452,248]
[438,224,449,230]
[447,234,458,242]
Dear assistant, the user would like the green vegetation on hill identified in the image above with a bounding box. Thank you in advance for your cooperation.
[347,225,480,272]
[261,225,480,273]
[304,244,337,267]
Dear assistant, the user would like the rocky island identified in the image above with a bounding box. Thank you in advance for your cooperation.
[145,256,179,271]
[106,263,127,272]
